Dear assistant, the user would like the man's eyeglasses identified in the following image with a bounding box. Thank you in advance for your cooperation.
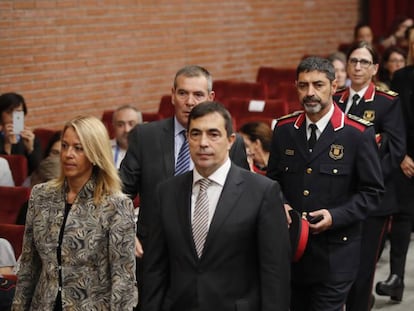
[348,58,373,68]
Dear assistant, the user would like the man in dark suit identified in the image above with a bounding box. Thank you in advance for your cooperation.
[119,66,249,299]
[267,56,384,311]
[140,101,290,311]
[333,41,406,310]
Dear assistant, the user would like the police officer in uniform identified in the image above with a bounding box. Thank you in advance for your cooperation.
[334,41,406,311]
[267,56,384,311]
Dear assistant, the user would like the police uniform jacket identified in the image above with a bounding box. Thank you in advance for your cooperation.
[267,104,384,283]
[334,83,406,215]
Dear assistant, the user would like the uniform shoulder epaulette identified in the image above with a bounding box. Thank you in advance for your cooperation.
[276,110,302,121]
[375,85,398,97]
[347,113,373,127]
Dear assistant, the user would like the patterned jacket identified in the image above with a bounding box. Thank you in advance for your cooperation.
[12,178,138,310]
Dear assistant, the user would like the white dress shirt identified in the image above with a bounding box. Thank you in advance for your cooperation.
[191,158,231,227]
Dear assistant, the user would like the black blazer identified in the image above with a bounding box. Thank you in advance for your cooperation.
[141,164,291,311]
[391,66,414,211]
[120,118,249,243]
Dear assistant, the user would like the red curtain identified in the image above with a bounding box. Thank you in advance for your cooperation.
[368,0,414,38]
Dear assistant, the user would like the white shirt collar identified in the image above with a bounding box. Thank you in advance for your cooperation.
[350,85,369,104]
[174,117,186,137]
[193,158,231,187]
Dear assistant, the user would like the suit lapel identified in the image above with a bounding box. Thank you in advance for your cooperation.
[176,173,197,254]
[202,165,244,256]
[161,118,176,177]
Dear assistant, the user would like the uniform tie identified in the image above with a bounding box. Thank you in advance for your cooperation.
[308,123,317,152]
[175,130,190,175]
[192,178,212,257]
[348,93,360,114]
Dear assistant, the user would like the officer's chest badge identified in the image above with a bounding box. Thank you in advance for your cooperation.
[285,149,295,156]
[363,110,375,122]
[329,144,344,160]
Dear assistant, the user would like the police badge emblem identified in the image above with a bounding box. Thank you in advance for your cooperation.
[329,144,344,160]
[363,110,375,121]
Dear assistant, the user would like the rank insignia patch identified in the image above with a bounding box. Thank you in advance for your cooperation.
[363,110,375,121]
[329,144,344,160]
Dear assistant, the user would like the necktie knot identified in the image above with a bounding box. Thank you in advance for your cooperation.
[198,178,211,192]
[352,94,360,105]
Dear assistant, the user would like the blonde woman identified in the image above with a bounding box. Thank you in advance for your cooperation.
[12,116,137,310]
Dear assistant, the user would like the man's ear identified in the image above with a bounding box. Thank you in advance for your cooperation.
[208,91,215,101]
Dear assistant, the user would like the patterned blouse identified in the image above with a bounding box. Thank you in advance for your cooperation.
[12,177,138,310]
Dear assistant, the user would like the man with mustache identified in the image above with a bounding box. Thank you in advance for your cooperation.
[267,56,384,311]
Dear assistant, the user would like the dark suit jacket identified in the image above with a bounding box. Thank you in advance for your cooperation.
[391,66,414,211]
[120,117,249,243]
[141,164,291,311]
[267,104,384,283]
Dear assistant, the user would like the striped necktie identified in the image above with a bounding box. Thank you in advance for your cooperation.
[192,178,212,258]
[174,130,190,175]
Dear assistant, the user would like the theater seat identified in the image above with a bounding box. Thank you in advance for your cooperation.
[227,98,289,130]
[256,67,297,99]
[213,80,267,107]
[33,128,59,156]
[0,223,25,259]
[101,110,115,139]
[277,82,303,113]
[142,95,174,122]
[0,155,28,186]
[0,186,31,225]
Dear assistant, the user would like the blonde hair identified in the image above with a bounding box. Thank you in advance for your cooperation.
[54,115,122,204]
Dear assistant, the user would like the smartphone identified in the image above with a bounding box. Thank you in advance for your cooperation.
[13,110,24,134]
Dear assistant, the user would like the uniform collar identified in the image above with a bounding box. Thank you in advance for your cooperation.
[338,82,376,103]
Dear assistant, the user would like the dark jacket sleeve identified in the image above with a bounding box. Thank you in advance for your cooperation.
[229,133,249,170]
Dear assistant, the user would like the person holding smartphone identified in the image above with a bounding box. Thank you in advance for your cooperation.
[0,92,42,175]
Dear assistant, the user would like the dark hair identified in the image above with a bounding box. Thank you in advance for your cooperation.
[0,92,28,124]
[187,101,233,137]
[346,41,380,65]
[353,22,372,40]
[296,56,336,82]
[44,130,62,158]
[239,121,273,152]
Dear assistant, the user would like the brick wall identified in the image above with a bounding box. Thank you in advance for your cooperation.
[0,0,359,129]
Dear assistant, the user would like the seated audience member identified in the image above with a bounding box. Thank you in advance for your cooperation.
[379,16,414,51]
[0,238,17,311]
[17,131,62,225]
[327,51,349,91]
[111,105,142,169]
[239,121,272,175]
[0,157,14,186]
[22,130,62,188]
[0,92,42,174]
[377,46,407,90]
[354,22,375,45]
